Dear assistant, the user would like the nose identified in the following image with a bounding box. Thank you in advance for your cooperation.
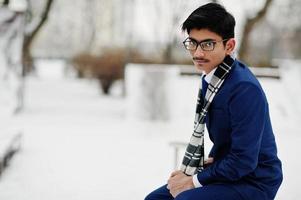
[193,45,205,57]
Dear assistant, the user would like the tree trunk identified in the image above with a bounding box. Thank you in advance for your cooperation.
[22,0,54,76]
[163,37,176,64]
[162,0,188,64]
[22,35,33,76]
[238,0,273,65]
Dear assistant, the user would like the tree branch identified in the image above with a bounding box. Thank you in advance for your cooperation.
[25,0,53,43]
[238,0,273,64]
[22,0,54,75]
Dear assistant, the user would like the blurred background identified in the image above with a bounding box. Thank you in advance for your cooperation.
[0,0,300,199]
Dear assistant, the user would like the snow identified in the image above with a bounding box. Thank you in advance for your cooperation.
[0,60,300,200]
[126,64,180,121]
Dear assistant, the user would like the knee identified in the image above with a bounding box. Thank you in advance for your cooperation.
[174,190,194,200]
[144,184,172,200]
[144,192,155,200]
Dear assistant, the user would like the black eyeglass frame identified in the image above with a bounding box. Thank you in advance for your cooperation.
[182,37,229,51]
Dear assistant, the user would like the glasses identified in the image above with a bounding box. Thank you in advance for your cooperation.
[183,38,229,51]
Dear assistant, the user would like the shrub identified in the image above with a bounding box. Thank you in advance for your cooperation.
[70,49,126,95]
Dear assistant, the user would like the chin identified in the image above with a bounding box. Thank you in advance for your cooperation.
[195,66,204,72]
[194,63,206,72]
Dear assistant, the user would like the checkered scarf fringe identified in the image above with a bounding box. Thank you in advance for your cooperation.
[180,55,235,176]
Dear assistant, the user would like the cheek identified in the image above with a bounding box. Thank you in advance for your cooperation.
[189,50,195,57]
[208,54,225,66]
[213,51,226,62]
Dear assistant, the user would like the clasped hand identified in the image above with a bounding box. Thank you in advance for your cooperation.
[166,157,214,197]
[167,170,194,198]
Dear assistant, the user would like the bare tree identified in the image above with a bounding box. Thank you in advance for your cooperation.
[22,0,53,75]
[0,1,27,113]
[85,0,96,52]
[238,0,273,65]
[162,0,189,63]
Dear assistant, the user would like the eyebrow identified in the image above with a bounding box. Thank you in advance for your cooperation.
[188,37,216,43]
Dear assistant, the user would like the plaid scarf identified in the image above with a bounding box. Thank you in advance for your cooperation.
[180,55,235,176]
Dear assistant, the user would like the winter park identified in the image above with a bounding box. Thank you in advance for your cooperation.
[0,0,301,200]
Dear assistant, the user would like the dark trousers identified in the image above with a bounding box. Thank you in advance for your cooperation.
[145,183,267,200]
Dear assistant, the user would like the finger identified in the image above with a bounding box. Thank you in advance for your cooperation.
[170,189,176,198]
[171,170,182,177]
[167,178,172,186]
[170,171,177,177]
[173,191,179,198]
[170,189,180,198]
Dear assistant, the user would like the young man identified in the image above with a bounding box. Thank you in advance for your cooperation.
[145,3,282,200]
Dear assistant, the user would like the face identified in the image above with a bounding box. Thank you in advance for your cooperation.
[186,29,235,74]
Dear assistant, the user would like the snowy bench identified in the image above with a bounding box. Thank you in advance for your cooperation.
[169,141,187,169]
[179,66,280,79]
[0,131,22,175]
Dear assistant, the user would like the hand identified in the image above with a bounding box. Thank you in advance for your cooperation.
[167,170,194,198]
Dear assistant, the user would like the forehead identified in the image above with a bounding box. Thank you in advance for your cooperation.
[188,29,222,41]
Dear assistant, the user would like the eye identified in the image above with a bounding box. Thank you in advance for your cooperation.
[184,39,197,50]
[188,40,197,45]
[201,41,216,50]
[203,41,214,47]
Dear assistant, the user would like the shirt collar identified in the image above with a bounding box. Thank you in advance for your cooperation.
[204,67,217,83]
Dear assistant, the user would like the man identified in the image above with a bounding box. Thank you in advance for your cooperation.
[145,3,282,200]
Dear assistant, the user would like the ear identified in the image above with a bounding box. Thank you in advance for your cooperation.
[225,38,236,55]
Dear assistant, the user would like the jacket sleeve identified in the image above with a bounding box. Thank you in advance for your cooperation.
[197,82,267,185]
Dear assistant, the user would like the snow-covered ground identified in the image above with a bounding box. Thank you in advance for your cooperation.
[0,60,300,200]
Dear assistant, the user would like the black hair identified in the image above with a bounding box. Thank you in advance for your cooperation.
[182,3,235,39]
[3,0,9,5]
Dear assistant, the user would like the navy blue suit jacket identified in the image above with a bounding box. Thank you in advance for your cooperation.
[197,60,283,200]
